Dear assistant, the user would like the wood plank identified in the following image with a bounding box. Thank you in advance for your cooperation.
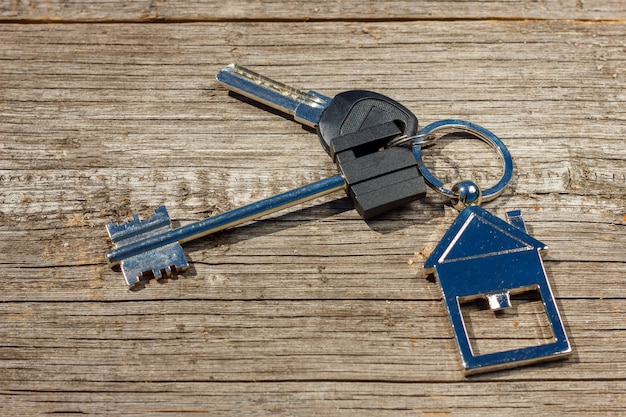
[1,299,624,382]
[1,19,625,416]
[2,260,625,302]
[1,0,625,22]
[3,380,625,416]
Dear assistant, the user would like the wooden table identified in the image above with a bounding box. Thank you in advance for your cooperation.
[2,2,625,415]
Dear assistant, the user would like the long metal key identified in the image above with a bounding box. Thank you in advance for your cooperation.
[216,64,418,155]
[107,174,344,288]
[107,121,424,288]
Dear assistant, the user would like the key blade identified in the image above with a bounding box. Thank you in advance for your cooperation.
[120,242,189,287]
[216,64,331,127]
[106,205,172,247]
[105,206,189,286]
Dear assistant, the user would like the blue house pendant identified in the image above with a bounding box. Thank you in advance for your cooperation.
[424,205,572,374]
[411,119,571,374]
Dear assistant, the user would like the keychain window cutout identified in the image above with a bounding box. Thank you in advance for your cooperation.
[459,287,556,356]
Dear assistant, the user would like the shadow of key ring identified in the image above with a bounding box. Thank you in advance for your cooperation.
[411,119,514,203]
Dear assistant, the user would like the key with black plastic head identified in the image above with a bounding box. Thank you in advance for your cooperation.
[216,64,425,219]
[216,64,419,155]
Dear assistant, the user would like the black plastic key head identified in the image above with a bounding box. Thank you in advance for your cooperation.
[317,90,418,154]
[330,121,426,219]
[318,90,425,219]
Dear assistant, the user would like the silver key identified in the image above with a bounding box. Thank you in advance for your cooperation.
[216,63,332,127]
[216,64,419,154]
[106,175,345,288]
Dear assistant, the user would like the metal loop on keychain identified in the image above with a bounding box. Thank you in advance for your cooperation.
[385,132,439,148]
[411,119,514,203]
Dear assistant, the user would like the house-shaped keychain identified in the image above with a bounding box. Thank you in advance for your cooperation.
[424,206,572,374]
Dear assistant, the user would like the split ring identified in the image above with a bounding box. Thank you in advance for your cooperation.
[385,132,438,149]
[412,119,514,202]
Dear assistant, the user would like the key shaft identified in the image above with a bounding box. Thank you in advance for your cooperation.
[107,174,345,267]
[216,64,332,127]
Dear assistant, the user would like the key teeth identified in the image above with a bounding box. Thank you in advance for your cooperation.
[151,264,178,281]
[106,206,171,243]
[120,242,189,288]
[126,262,190,288]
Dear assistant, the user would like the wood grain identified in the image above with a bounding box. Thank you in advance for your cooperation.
[1,0,625,21]
[1,12,625,417]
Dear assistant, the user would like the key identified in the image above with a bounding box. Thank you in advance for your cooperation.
[106,121,425,288]
[107,175,345,287]
[216,64,425,221]
[216,64,419,155]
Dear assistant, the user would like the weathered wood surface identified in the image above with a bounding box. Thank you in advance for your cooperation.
[1,3,625,416]
[2,0,625,22]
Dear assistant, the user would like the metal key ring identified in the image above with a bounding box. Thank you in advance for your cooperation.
[385,132,439,148]
[412,119,514,202]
